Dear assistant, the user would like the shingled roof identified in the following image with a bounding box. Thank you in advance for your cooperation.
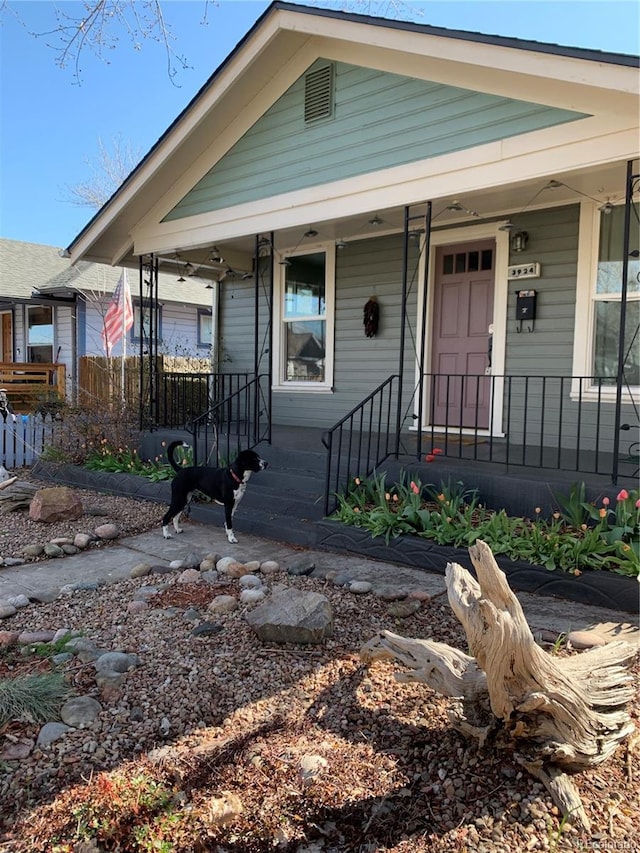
[0,238,211,306]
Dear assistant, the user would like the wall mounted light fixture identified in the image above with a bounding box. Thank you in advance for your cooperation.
[511,230,529,253]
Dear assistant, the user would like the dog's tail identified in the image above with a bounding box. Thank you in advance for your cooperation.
[167,441,190,473]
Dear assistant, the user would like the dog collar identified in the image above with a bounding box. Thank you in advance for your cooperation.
[230,468,242,484]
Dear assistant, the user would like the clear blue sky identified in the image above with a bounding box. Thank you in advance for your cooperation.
[1,0,638,252]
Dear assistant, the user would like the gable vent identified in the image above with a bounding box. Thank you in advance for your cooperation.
[304,63,334,123]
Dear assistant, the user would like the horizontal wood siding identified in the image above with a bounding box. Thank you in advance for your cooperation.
[500,204,635,451]
[505,204,580,375]
[165,62,585,221]
[83,298,207,359]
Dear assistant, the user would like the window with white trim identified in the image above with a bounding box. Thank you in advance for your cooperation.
[274,247,334,390]
[592,203,639,386]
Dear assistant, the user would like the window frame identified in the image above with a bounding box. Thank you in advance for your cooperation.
[197,308,213,349]
[26,304,54,363]
[272,242,335,393]
[131,301,163,345]
[572,200,640,402]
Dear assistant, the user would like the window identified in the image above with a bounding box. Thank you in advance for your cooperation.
[27,305,53,363]
[198,309,212,348]
[592,203,639,386]
[131,302,162,345]
[274,246,335,391]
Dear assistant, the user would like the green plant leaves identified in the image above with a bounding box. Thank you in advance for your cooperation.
[333,474,640,577]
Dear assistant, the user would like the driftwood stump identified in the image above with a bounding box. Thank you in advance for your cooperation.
[0,479,37,513]
[360,540,637,831]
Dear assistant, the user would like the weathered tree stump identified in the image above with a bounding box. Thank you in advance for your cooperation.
[360,540,637,831]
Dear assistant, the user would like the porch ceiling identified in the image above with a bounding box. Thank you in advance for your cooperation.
[145,159,630,279]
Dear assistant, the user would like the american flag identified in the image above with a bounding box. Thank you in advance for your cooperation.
[102,269,134,356]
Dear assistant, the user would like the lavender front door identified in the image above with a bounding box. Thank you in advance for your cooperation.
[430,240,495,429]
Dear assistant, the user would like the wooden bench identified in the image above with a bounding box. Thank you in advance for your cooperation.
[0,362,66,413]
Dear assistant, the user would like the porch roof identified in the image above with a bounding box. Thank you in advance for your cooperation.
[65,1,639,273]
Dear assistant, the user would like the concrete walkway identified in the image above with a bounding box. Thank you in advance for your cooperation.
[0,521,638,647]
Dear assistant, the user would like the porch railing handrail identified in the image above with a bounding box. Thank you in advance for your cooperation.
[321,374,400,516]
[420,371,639,483]
[186,373,271,467]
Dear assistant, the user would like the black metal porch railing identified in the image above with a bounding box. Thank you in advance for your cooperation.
[420,372,639,481]
[156,372,250,429]
[187,373,271,467]
[322,374,400,515]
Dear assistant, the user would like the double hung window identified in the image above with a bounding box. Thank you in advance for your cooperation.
[274,247,334,390]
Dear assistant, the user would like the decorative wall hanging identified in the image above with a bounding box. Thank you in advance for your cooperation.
[363,295,379,337]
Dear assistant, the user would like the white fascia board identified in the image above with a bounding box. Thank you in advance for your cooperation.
[281,10,639,101]
[316,37,638,114]
[131,118,637,257]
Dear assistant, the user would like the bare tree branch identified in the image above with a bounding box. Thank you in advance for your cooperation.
[64,135,143,209]
[1,1,419,85]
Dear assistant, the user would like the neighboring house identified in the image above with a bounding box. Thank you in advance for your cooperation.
[0,238,216,400]
[64,2,639,479]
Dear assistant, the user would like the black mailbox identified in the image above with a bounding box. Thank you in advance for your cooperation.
[516,289,537,332]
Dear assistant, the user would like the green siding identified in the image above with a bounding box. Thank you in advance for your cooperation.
[217,210,635,449]
[164,62,587,222]
[504,204,581,375]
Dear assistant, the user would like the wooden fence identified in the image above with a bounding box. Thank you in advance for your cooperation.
[0,414,55,468]
[78,356,212,409]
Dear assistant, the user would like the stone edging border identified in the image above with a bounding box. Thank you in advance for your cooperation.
[315,520,639,615]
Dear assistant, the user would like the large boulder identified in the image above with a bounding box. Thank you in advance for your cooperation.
[246,588,333,644]
[29,487,83,523]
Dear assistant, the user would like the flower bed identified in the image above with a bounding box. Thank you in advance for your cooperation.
[320,474,640,614]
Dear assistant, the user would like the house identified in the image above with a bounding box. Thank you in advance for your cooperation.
[0,238,216,408]
[64,2,639,488]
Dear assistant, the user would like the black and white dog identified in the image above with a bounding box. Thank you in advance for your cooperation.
[162,441,268,543]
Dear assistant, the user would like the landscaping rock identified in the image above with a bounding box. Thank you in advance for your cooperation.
[567,630,607,649]
[94,523,118,540]
[29,487,83,523]
[246,588,333,644]
[22,544,44,557]
[208,595,238,614]
[73,533,93,549]
[60,696,102,727]
[37,722,72,747]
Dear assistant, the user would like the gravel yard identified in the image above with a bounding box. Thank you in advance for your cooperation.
[0,479,638,852]
[0,474,163,561]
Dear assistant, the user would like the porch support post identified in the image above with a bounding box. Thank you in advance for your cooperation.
[611,158,637,484]
[138,256,144,431]
[268,231,274,443]
[395,206,410,457]
[254,234,260,379]
[416,201,433,461]
[148,254,159,428]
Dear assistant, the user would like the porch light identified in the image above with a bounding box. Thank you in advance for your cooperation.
[511,231,529,253]
[369,215,382,226]
[304,228,318,238]
[279,257,292,266]
[336,239,347,249]
[446,201,464,211]
[498,221,515,232]
[598,202,613,214]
